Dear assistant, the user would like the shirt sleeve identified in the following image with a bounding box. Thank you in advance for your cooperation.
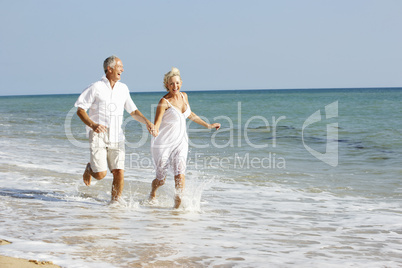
[125,90,138,114]
[74,83,95,111]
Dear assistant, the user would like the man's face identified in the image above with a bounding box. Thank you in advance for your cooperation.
[108,58,124,82]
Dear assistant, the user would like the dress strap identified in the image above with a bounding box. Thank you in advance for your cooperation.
[180,92,188,105]
[163,98,172,107]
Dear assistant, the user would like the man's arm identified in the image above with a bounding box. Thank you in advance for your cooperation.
[130,110,156,136]
[76,107,107,133]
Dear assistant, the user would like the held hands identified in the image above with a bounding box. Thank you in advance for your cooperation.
[209,123,221,130]
[147,123,159,137]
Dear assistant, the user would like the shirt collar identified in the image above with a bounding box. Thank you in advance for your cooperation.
[101,76,114,90]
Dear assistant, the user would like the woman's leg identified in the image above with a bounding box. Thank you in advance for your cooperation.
[174,174,185,208]
[150,177,165,200]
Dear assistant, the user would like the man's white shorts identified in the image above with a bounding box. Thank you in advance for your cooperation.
[89,131,125,173]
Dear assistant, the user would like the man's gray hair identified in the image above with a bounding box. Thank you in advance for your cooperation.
[103,55,118,74]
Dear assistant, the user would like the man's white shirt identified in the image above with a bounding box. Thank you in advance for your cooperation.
[75,76,137,143]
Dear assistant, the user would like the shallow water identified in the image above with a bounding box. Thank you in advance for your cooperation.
[0,89,401,267]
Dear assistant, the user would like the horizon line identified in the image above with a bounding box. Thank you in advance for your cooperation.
[1,86,402,97]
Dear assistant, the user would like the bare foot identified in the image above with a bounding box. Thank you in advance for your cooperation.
[109,197,126,206]
[149,178,165,201]
[174,195,181,209]
[83,163,92,186]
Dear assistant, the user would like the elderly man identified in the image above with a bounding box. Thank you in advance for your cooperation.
[75,55,155,202]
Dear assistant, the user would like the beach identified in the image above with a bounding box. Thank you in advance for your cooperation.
[0,239,60,268]
[0,89,401,267]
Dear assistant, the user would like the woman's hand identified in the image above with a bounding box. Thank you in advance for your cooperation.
[209,123,221,130]
[147,123,159,137]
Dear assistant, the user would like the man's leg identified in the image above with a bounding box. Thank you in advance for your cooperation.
[85,131,108,186]
[111,169,124,201]
[108,140,125,202]
[83,163,107,186]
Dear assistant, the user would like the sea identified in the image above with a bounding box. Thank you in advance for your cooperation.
[0,88,401,268]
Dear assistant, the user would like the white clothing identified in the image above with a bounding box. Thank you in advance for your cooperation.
[89,130,125,172]
[75,76,137,143]
[151,93,191,180]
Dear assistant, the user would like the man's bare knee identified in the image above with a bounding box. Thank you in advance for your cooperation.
[112,169,124,177]
[93,171,107,180]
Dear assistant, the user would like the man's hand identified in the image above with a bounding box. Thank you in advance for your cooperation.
[77,108,107,134]
[92,124,107,133]
[147,123,158,137]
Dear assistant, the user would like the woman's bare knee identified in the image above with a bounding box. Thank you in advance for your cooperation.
[174,174,185,189]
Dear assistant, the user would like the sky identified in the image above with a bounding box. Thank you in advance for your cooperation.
[0,0,401,96]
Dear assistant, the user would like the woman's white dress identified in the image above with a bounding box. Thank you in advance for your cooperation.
[151,93,191,180]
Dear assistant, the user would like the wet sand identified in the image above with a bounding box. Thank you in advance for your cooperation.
[0,239,60,268]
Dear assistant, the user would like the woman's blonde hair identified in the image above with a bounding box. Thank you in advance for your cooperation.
[163,67,182,91]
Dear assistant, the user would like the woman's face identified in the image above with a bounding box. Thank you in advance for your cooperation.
[166,76,182,93]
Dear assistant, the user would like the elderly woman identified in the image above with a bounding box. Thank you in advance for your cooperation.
[150,67,221,208]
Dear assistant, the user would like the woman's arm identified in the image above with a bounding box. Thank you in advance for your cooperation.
[153,98,169,135]
[183,92,221,130]
[188,112,221,129]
